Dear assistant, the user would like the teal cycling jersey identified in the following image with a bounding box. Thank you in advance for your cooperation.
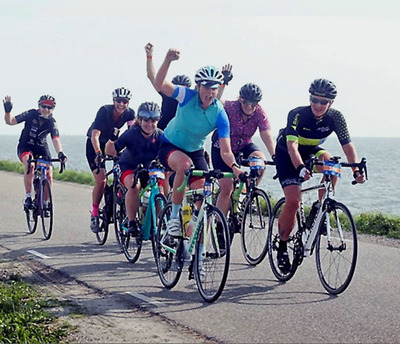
[163,86,230,152]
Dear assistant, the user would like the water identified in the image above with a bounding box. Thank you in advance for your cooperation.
[1,135,399,216]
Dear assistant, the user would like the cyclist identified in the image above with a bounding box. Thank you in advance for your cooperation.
[105,102,163,235]
[86,87,135,233]
[274,78,365,273]
[211,82,276,218]
[3,95,67,210]
[154,47,244,237]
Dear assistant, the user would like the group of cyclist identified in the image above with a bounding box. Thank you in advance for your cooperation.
[2,42,365,273]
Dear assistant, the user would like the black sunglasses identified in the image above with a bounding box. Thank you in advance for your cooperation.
[40,105,54,110]
[310,96,331,105]
[114,97,129,104]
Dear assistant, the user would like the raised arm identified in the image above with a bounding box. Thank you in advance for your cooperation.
[145,43,158,91]
[3,96,17,125]
[154,48,180,97]
[217,64,233,104]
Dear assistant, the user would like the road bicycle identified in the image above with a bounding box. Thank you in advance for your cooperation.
[224,155,275,265]
[156,168,231,303]
[267,156,367,294]
[25,155,65,240]
[114,161,167,264]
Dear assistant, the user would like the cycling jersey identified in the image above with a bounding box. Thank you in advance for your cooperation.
[162,86,230,152]
[211,100,271,153]
[158,92,178,130]
[15,109,59,159]
[86,105,135,143]
[114,124,163,171]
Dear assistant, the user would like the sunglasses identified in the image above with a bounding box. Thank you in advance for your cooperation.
[114,97,129,104]
[40,104,54,110]
[310,96,331,105]
[241,99,258,107]
[141,118,159,123]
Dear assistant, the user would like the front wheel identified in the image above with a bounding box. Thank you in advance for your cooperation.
[113,183,126,252]
[150,193,167,263]
[315,202,357,295]
[194,205,230,303]
[40,179,53,240]
[241,189,272,265]
[267,198,300,282]
[96,185,112,245]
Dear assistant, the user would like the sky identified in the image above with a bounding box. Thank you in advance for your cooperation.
[0,0,399,138]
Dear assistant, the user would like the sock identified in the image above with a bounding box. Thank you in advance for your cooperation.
[26,193,31,199]
[92,204,99,217]
[171,203,181,219]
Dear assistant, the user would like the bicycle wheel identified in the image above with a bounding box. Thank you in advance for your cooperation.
[96,186,112,245]
[26,201,38,234]
[113,183,126,251]
[150,193,167,263]
[267,198,299,282]
[241,189,272,265]
[315,202,357,295]
[194,205,230,303]
[155,203,183,289]
[40,179,53,240]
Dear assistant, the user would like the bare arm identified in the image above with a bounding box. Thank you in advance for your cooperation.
[145,43,158,91]
[259,128,276,157]
[51,137,63,154]
[105,140,117,157]
[154,48,180,97]
[219,137,245,178]
[287,140,311,180]
[91,129,102,153]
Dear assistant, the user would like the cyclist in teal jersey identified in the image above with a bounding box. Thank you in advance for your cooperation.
[274,78,365,273]
[155,47,244,236]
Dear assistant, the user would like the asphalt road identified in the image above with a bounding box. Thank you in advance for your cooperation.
[0,171,399,343]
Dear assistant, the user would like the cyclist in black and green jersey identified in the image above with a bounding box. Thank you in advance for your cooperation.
[274,78,365,273]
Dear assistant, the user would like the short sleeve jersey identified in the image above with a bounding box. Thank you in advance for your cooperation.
[86,105,135,143]
[212,100,271,153]
[163,86,230,152]
[114,125,163,168]
[277,106,351,152]
[15,109,60,148]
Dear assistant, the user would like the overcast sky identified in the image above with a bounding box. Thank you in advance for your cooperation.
[1,0,399,138]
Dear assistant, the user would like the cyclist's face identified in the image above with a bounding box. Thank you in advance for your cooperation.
[240,98,258,116]
[198,85,218,109]
[113,98,129,114]
[38,104,54,118]
[140,118,158,135]
[310,95,332,117]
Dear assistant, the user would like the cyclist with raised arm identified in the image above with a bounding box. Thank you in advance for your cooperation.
[3,95,67,210]
[274,78,365,273]
[211,82,276,218]
[105,102,163,236]
[86,87,135,233]
[154,47,245,237]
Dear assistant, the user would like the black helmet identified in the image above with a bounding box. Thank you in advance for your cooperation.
[309,78,337,99]
[138,101,161,121]
[239,83,263,102]
[172,75,192,87]
[38,95,56,107]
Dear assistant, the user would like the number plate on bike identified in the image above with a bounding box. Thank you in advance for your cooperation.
[149,169,165,180]
[36,159,51,169]
[248,157,266,170]
[323,161,341,177]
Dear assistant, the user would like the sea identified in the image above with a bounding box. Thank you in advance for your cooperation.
[0,135,399,216]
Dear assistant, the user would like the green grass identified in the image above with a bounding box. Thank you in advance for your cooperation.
[0,273,70,343]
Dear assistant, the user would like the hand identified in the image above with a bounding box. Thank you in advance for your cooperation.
[145,42,153,57]
[3,96,13,113]
[221,64,233,85]
[95,151,104,165]
[165,48,180,62]
[58,151,67,163]
[297,164,311,181]
[353,170,365,184]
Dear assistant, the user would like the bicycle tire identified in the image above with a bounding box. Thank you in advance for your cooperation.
[315,201,358,295]
[267,198,299,282]
[194,205,230,303]
[150,193,167,263]
[40,179,53,240]
[113,183,125,252]
[241,188,272,265]
[155,203,183,289]
[121,222,142,264]
[26,204,38,234]
[96,186,112,245]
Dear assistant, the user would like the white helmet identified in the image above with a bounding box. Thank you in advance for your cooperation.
[112,87,132,100]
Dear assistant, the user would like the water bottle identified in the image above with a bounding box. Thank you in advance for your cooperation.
[306,201,320,229]
[186,210,199,238]
[141,190,150,206]
[181,204,192,235]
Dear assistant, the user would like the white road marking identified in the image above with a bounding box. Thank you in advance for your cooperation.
[126,292,165,307]
[27,250,51,259]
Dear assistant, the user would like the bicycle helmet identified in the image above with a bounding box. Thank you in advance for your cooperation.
[194,66,224,88]
[239,83,263,102]
[38,95,56,107]
[172,75,192,87]
[309,78,337,99]
[138,101,161,121]
[112,87,132,100]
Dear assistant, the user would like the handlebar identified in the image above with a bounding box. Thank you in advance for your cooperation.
[26,155,66,174]
[131,160,165,189]
[95,154,119,174]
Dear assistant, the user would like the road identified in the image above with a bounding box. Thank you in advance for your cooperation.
[0,171,399,343]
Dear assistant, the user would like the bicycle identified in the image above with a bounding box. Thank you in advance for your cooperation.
[224,155,275,265]
[25,155,65,240]
[156,168,231,303]
[114,161,167,264]
[267,156,367,294]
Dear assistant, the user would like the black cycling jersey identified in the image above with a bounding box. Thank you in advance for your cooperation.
[15,109,59,149]
[86,105,135,143]
[114,124,163,170]
[158,92,178,130]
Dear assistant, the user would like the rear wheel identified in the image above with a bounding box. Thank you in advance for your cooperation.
[267,198,299,282]
[241,189,272,265]
[113,183,126,252]
[195,205,230,303]
[316,202,357,295]
[40,179,53,240]
[155,203,183,289]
